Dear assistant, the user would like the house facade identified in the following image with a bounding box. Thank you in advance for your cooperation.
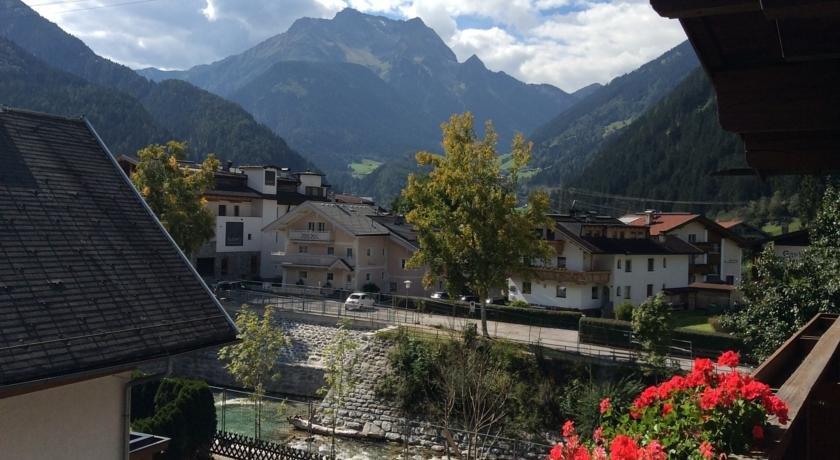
[263,202,430,295]
[624,212,746,285]
[0,109,237,459]
[509,214,699,309]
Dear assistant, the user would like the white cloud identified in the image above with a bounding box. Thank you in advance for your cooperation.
[22,0,687,90]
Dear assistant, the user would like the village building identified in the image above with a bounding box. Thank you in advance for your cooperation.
[262,202,429,295]
[623,212,746,285]
[0,108,237,460]
[508,214,700,310]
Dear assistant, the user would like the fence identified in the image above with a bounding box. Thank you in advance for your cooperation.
[212,431,331,460]
[211,386,554,460]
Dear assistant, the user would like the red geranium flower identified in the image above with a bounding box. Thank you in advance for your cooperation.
[661,403,673,416]
[609,435,639,460]
[593,426,604,443]
[752,424,764,440]
[699,441,714,459]
[717,350,740,368]
[563,420,576,438]
[600,398,612,414]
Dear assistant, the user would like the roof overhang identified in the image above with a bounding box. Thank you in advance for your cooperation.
[650,0,840,176]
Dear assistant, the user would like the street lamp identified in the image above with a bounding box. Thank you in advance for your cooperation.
[403,280,412,291]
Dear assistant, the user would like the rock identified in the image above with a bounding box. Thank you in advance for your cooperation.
[362,421,386,440]
[381,421,392,432]
[386,432,403,442]
[431,445,445,452]
[344,421,363,430]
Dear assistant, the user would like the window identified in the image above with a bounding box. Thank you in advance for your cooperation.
[234,205,240,217]
[726,275,735,285]
[616,286,621,297]
[381,248,386,256]
[646,284,653,297]
[591,286,599,300]
[220,257,229,276]
[327,273,334,281]
[557,257,567,269]
[546,229,556,240]
[663,257,667,269]
[298,245,308,254]
[346,248,353,258]
[218,204,227,216]
[556,286,567,298]
[624,286,631,299]
[522,282,532,294]
[401,259,407,269]
[346,274,352,283]
[509,285,518,294]
[307,222,315,231]
[264,170,276,186]
[225,222,244,246]
[390,282,397,292]
[247,233,252,241]
[305,186,324,197]
[327,247,334,255]
[625,259,632,273]
[647,258,654,272]
[299,271,307,279]
[318,222,326,232]
[688,234,697,243]
[366,273,371,281]
[250,255,259,275]
[617,259,622,269]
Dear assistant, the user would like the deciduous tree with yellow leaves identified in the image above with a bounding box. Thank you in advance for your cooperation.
[131,141,217,256]
[401,113,553,336]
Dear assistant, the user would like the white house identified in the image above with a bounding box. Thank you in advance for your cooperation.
[508,214,700,310]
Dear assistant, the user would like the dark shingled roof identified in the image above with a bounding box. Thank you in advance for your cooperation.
[581,235,703,255]
[0,108,237,390]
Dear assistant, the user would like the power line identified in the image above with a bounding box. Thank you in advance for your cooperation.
[563,187,750,206]
[0,0,166,19]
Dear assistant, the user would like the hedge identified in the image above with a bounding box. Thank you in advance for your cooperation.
[578,318,745,358]
[415,300,583,330]
[578,317,633,347]
[132,378,216,460]
[672,328,745,358]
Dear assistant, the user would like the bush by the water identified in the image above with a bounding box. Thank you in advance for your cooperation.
[131,377,216,460]
[416,301,583,330]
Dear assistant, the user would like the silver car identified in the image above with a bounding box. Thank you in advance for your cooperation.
[344,292,375,311]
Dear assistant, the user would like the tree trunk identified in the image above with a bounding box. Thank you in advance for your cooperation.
[479,287,490,337]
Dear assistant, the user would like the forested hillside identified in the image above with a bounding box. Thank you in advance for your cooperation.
[0,0,309,169]
[0,37,168,155]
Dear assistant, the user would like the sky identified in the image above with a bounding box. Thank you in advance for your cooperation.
[21,0,687,92]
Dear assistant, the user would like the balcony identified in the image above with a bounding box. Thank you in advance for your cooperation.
[288,230,332,242]
[531,267,610,284]
[547,239,565,252]
[273,253,352,269]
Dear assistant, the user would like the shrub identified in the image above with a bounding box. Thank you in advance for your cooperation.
[548,351,790,459]
[509,299,530,309]
[672,328,745,358]
[632,294,671,366]
[361,282,380,293]
[614,301,634,321]
[132,378,216,460]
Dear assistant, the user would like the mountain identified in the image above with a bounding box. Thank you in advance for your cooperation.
[571,83,603,100]
[528,41,700,186]
[0,0,310,169]
[139,8,578,169]
[562,68,771,212]
[0,37,169,155]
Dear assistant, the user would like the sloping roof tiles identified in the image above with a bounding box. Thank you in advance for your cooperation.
[0,108,237,390]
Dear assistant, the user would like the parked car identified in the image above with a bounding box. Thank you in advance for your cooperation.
[485,296,508,306]
[430,292,450,300]
[460,294,480,303]
[344,292,375,311]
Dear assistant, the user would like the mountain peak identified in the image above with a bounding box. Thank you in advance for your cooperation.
[464,54,485,68]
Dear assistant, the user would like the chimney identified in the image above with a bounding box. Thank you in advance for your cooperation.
[644,209,655,226]
[226,161,233,172]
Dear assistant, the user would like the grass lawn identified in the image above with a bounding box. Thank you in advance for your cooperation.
[761,218,802,236]
[348,158,383,178]
[669,310,715,333]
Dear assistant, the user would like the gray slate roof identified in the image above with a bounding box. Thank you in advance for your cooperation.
[0,108,237,390]
[310,202,389,236]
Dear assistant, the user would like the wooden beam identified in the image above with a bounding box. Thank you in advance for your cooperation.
[650,0,758,19]
[762,0,840,19]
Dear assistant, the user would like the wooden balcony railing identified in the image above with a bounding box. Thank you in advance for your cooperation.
[530,267,610,284]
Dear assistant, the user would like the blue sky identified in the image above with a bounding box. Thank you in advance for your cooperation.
[24,0,687,91]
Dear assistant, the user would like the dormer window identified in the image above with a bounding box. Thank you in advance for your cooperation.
[264,170,276,186]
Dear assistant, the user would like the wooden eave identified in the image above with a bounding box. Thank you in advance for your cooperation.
[650,0,840,175]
